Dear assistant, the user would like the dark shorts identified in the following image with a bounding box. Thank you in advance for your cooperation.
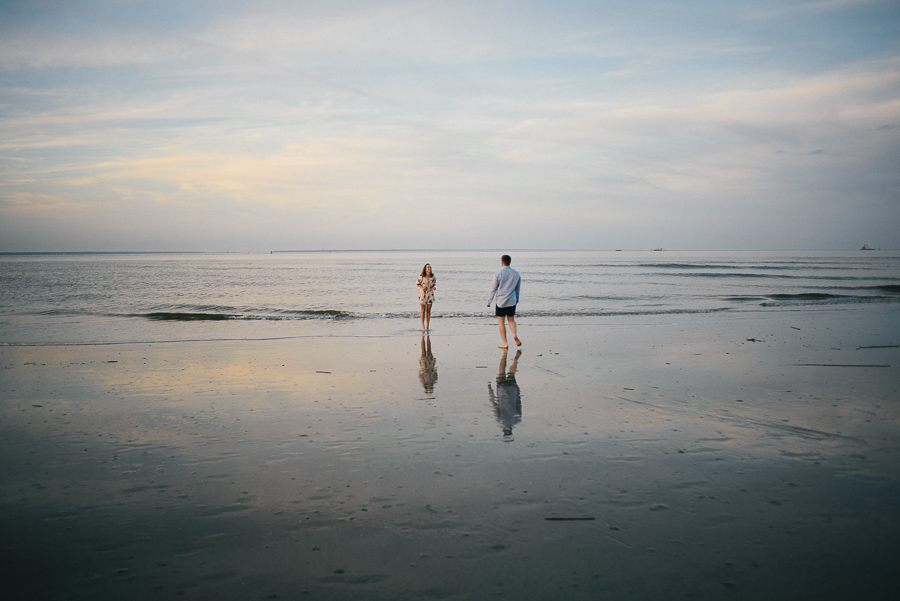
[495,304,517,317]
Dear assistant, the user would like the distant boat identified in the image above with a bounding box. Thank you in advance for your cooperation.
[861,244,875,250]
[652,247,663,251]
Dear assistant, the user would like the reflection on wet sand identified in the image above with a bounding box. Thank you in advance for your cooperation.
[3,308,899,601]
[488,349,522,438]
[419,335,438,395]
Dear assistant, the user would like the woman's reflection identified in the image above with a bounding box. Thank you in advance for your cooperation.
[488,349,522,438]
[419,335,438,395]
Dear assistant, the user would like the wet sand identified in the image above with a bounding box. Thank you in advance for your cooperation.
[2,307,899,600]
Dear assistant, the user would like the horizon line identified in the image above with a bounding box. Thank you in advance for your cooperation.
[0,247,893,256]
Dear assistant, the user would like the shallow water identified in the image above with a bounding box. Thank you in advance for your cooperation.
[1,250,898,345]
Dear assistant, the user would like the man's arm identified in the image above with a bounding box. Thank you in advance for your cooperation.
[486,272,499,306]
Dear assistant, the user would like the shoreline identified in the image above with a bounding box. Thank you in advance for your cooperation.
[4,301,899,347]
[2,306,898,600]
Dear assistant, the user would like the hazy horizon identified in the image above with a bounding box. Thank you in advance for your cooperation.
[2,247,896,255]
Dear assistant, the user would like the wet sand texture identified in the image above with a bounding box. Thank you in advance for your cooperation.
[1,308,899,600]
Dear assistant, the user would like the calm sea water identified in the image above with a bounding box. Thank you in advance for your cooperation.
[1,250,898,345]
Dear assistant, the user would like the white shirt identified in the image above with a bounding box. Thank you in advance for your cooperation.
[487,266,521,308]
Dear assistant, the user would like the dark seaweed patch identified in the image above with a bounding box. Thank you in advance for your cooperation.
[144,312,235,321]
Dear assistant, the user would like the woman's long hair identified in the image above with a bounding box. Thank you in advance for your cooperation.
[420,264,433,278]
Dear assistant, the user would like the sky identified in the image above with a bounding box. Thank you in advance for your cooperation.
[1,0,899,252]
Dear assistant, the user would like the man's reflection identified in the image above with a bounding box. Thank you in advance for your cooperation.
[488,349,522,438]
[419,335,438,395]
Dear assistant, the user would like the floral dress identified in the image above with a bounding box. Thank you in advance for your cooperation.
[417,275,436,305]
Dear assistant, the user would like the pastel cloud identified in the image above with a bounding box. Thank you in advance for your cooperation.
[1,0,898,251]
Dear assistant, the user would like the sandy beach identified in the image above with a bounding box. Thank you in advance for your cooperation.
[2,306,898,600]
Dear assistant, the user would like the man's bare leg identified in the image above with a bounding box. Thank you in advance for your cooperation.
[508,316,521,346]
[497,316,509,349]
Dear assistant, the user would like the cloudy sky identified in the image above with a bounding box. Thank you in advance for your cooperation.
[1,0,898,252]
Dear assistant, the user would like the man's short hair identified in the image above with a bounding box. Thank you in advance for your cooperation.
[501,254,511,265]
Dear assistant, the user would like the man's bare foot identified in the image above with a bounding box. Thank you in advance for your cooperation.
[514,337,522,346]
[498,345,508,349]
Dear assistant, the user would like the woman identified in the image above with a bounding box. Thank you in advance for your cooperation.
[416,263,437,331]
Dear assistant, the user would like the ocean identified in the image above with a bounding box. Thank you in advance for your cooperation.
[3,250,900,600]
[1,249,898,345]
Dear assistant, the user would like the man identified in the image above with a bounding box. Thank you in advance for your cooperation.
[486,254,522,349]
